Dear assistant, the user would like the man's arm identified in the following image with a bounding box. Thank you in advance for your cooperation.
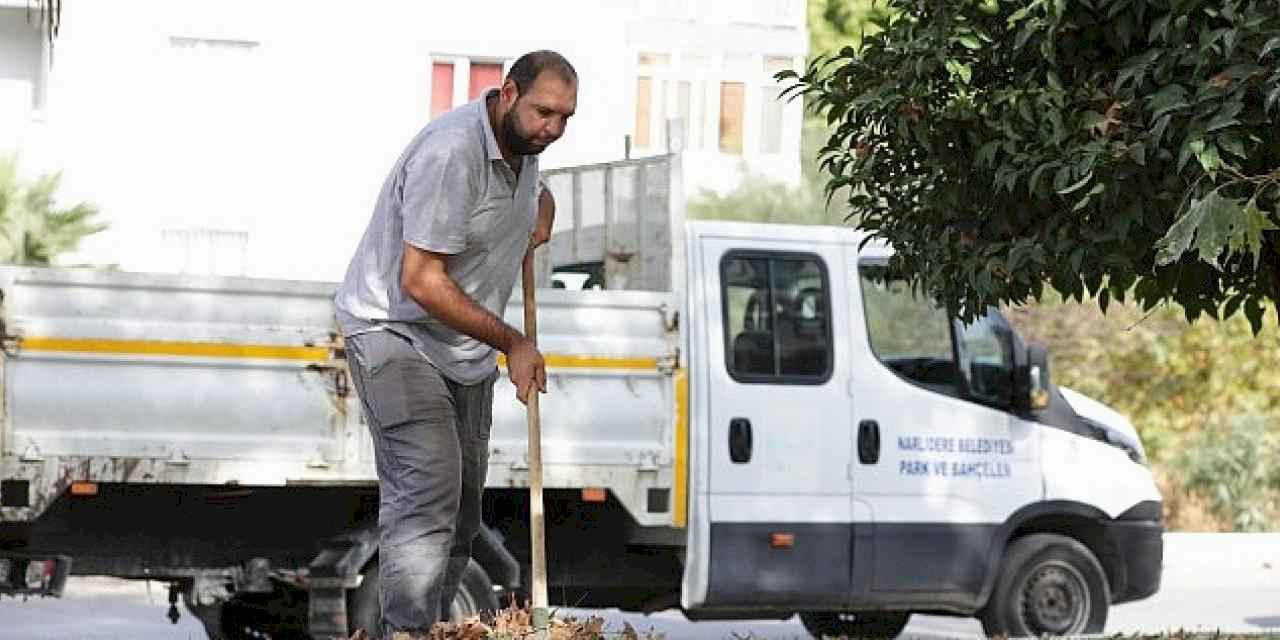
[401,243,545,403]
[531,185,555,249]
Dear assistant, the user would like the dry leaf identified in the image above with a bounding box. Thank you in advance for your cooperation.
[620,621,639,640]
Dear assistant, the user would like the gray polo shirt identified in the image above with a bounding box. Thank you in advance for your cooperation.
[334,90,539,385]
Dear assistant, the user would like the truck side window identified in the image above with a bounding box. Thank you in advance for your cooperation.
[859,265,1017,406]
[858,266,960,396]
[721,253,832,383]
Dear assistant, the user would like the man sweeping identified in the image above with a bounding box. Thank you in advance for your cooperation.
[333,50,578,639]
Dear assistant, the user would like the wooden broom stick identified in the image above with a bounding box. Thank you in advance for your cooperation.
[521,248,549,632]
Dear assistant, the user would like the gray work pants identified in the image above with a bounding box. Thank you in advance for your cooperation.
[345,330,495,637]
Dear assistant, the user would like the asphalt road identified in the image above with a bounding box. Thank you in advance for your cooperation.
[2,559,1278,640]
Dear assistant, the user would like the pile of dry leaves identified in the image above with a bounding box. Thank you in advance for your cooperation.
[350,601,666,640]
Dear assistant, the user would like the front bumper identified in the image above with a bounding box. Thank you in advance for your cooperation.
[1103,507,1163,603]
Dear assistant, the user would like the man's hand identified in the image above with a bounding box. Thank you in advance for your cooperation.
[507,335,547,405]
[531,187,555,249]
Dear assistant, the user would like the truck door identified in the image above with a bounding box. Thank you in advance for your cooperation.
[846,253,1042,598]
[683,233,854,609]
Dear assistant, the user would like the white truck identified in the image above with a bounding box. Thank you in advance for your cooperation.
[0,154,1162,639]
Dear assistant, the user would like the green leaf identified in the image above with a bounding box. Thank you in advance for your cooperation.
[1219,134,1246,159]
[1129,142,1147,165]
[1244,298,1264,335]
[1029,162,1057,196]
[1149,14,1172,43]
[946,59,973,85]
[1081,110,1108,132]
[1178,138,1204,174]
[1117,50,1160,90]
[1070,247,1084,273]
[1267,87,1280,115]
[1223,29,1238,58]
[1151,114,1172,146]
[1154,189,1247,267]
[1260,36,1280,60]
[1057,171,1093,195]
[1148,84,1189,120]
[1018,98,1035,124]
[956,34,982,50]
[1047,109,1065,141]
[1195,142,1222,176]
[976,140,1001,167]
[1052,164,1074,192]
[1205,112,1240,132]
[1231,199,1280,268]
[1223,293,1246,320]
[1046,71,1064,93]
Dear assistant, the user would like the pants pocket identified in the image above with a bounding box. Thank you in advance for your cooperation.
[351,332,437,428]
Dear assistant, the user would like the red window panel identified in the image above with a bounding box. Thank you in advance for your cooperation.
[431,62,454,118]
[468,62,503,100]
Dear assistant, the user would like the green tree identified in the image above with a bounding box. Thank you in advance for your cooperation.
[789,0,1280,332]
[809,0,890,58]
[1179,414,1279,531]
[0,155,106,265]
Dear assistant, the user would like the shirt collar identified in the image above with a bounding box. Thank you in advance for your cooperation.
[477,89,505,163]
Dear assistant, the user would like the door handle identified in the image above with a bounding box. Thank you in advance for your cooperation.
[729,418,753,464]
[858,420,881,464]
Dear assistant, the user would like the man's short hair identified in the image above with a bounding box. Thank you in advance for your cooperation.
[507,50,577,96]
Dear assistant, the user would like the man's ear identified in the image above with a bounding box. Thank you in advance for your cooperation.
[500,79,520,107]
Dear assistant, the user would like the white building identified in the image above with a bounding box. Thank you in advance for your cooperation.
[0,0,809,282]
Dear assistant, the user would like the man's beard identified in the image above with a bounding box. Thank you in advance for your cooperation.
[501,109,548,156]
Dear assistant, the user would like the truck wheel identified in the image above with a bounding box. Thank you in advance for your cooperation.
[799,611,909,639]
[348,558,500,635]
[979,533,1109,637]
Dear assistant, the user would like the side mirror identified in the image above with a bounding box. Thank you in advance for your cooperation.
[1015,343,1052,413]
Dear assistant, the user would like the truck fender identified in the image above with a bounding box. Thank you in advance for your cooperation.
[975,500,1111,608]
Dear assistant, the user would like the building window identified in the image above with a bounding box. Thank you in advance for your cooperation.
[634,52,672,151]
[635,76,653,148]
[430,56,507,119]
[431,62,455,118]
[468,62,503,100]
[718,82,745,154]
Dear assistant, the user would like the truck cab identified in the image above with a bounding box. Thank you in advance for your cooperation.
[679,221,1163,638]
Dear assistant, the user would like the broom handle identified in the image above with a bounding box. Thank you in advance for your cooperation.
[521,249,549,625]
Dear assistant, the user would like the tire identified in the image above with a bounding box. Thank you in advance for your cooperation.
[347,558,500,636]
[799,611,910,639]
[979,533,1110,637]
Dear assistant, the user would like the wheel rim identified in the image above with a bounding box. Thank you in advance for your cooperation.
[1019,559,1090,635]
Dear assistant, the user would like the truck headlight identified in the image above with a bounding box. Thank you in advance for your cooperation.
[1081,417,1147,466]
